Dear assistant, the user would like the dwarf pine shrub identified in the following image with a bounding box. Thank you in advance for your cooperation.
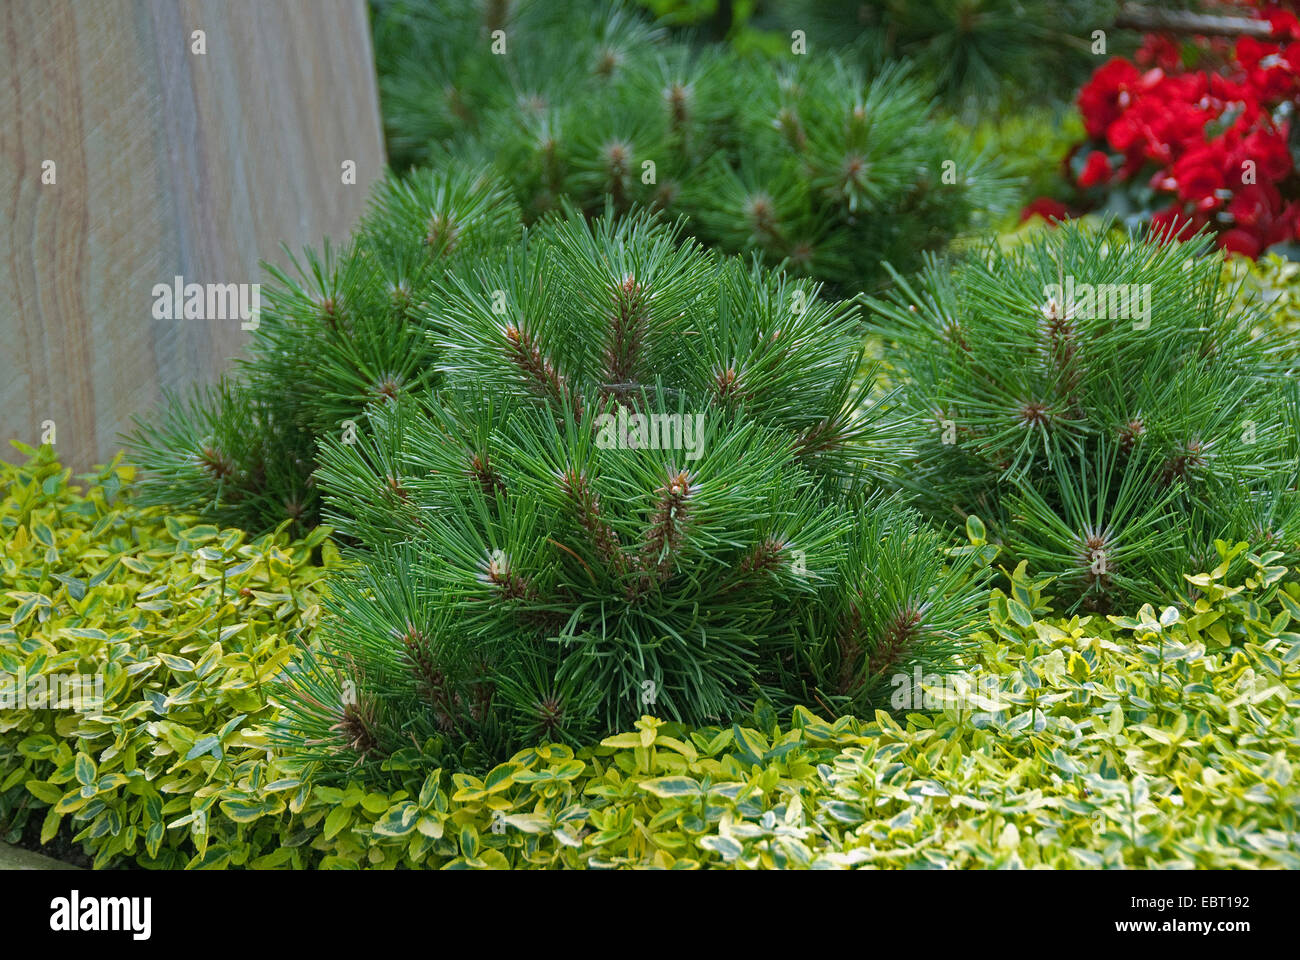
[870,222,1300,612]
[269,207,990,775]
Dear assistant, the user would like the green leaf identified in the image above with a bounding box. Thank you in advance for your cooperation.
[372,802,420,837]
[120,556,152,575]
[11,596,41,627]
[61,627,108,641]
[263,778,302,794]
[55,789,88,815]
[698,835,744,862]
[185,736,222,761]
[600,732,644,749]
[50,573,87,602]
[731,725,768,766]
[88,559,120,588]
[74,753,96,787]
[323,805,352,841]
[25,780,63,804]
[501,813,550,833]
[1007,599,1034,628]
[1277,592,1300,619]
[159,653,195,673]
[40,806,62,845]
[459,825,479,859]
[219,799,277,823]
[639,776,702,798]
[483,762,520,794]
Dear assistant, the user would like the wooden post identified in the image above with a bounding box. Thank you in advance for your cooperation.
[0,0,386,470]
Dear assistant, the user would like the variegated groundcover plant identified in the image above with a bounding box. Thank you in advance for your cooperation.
[1,449,1297,869]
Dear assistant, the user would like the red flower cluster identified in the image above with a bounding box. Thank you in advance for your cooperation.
[1024,3,1300,257]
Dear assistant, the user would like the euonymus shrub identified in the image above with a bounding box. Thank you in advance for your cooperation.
[0,445,336,867]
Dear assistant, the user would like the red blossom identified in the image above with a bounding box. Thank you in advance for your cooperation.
[1020,197,1070,223]
[1078,59,1142,138]
[1227,182,1284,229]
[1219,228,1263,256]
[1171,144,1229,209]
[1267,9,1300,42]
[1078,151,1113,188]
[1241,126,1292,181]
[1051,11,1300,259]
[1137,34,1184,72]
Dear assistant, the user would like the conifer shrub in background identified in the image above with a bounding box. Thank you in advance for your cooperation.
[270,208,990,778]
[370,0,1012,293]
[125,0,1019,535]
[760,0,1120,116]
[370,0,653,170]
[870,220,1300,612]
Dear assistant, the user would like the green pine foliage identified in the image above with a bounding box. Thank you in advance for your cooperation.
[123,378,320,534]
[372,0,666,171]
[371,0,1013,294]
[870,221,1300,613]
[270,206,990,776]
[124,167,522,534]
[765,0,1120,116]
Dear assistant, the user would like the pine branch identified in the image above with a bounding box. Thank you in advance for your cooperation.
[503,323,585,419]
[560,466,627,573]
[638,467,695,584]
